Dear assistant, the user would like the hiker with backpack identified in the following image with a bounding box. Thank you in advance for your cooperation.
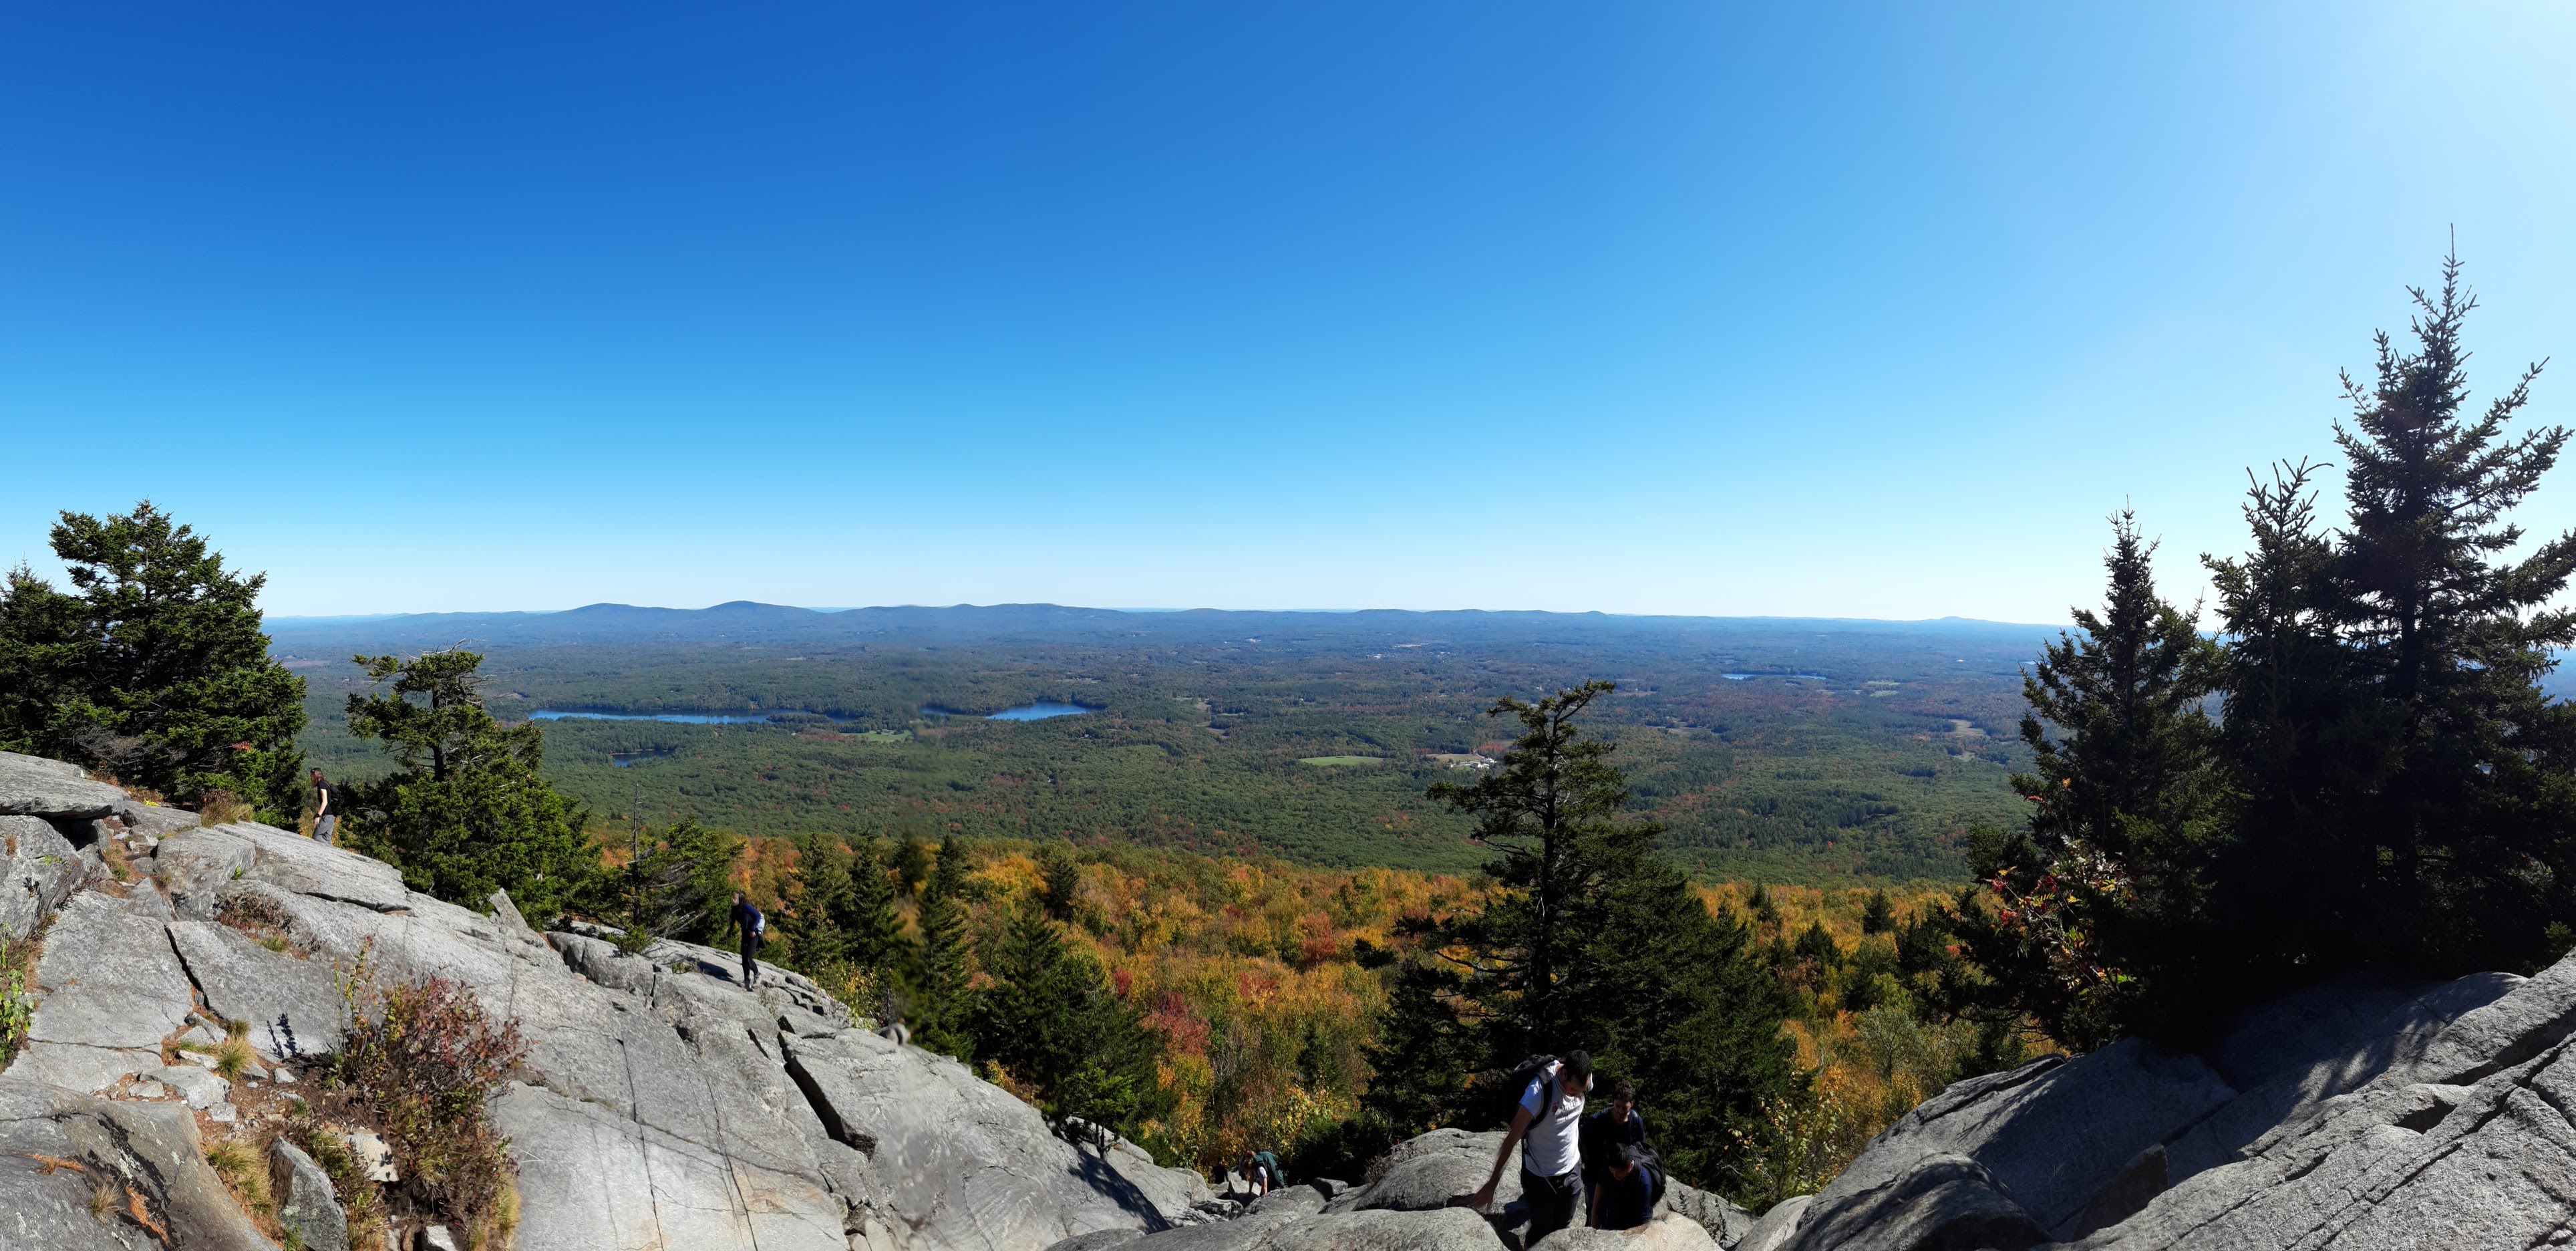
[725,890,766,989]
[1589,1144,1662,1232]
[1468,1051,1594,1247]
[1582,1079,1649,1228]
[309,768,339,845]
[1238,1147,1283,1198]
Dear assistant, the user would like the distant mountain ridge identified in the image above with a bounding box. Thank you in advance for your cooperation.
[265,600,2062,650]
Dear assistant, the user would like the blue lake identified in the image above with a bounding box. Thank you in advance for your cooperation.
[1721,674,1834,682]
[923,702,1100,721]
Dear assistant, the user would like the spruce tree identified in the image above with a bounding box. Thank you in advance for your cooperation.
[1037,840,1084,924]
[2203,461,2373,994]
[913,833,977,1059]
[1968,510,2221,1045]
[601,817,738,948]
[973,895,1169,1146]
[2321,254,2576,972]
[1367,681,1803,1202]
[841,838,914,984]
[0,503,307,818]
[786,837,859,970]
[343,648,597,924]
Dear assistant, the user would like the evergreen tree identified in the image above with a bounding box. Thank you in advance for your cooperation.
[842,839,913,978]
[343,648,597,924]
[0,503,306,819]
[2321,255,2576,973]
[1037,840,1084,924]
[1366,682,1802,1202]
[1860,889,1895,936]
[913,834,976,1059]
[786,837,858,970]
[973,895,1170,1147]
[894,834,934,897]
[600,817,738,948]
[2203,460,2374,994]
[1965,511,2222,1046]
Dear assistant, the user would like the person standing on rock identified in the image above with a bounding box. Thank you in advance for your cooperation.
[1582,1079,1647,1228]
[1469,1051,1592,1246]
[724,891,765,989]
[309,768,339,844]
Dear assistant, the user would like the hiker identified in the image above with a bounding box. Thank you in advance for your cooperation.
[1468,1051,1593,1247]
[1589,1144,1661,1232]
[724,891,766,988]
[1238,1147,1283,1198]
[1582,1079,1648,1227]
[310,769,339,845]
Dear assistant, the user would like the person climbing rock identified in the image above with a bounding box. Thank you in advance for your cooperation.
[1589,1144,1660,1232]
[724,891,766,989]
[309,768,339,844]
[1582,1079,1648,1227]
[1468,1051,1592,1247]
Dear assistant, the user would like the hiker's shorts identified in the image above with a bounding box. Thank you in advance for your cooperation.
[1521,1167,1580,1246]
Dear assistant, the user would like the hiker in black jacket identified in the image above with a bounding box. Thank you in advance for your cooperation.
[1582,1079,1648,1227]
[724,891,765,989]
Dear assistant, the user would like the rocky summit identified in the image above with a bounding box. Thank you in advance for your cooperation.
[8,743,2576,1250]
[0,750,1211,1251]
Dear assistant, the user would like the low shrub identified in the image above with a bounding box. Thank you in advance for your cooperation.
[329,952,526,1248]
[1,931,40,1065]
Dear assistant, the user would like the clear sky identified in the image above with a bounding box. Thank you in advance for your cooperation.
[4,3,2572,622]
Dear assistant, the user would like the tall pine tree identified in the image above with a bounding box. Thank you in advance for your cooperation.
[913,834,977,1059]
[1965,511,2221,1046]
[2323,254,2576,972]
[343,648,597,924]
[0,503,307,819]
[1363,682,1800,1202]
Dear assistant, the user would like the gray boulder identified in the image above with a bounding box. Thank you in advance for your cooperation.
[166,918,347,1059]
[1,813,82,938]
[271,1137,351,1251]
[779,1026,1209,1250]
[207,819,412,911]
[1780,1040,2232,1250]
[1734,1196,1809,1251]
[1327,1129,1523,1214]
[1267,1208,1505,1251]
[12,890,196,1092]
[1535,1213,1721,1251]
[118,801,202,839]
[1660,1179,1756,1248]
[1783,954,2576,1251]
[0,751,126,820]
[0,1074,273,1251]
[1251,1184,1332,1218]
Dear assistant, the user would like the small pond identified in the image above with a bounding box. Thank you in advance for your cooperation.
[921,702,1100,722]
[1720,674,1833,682]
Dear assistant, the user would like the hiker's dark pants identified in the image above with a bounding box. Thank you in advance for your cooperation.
[1522,1168,1580,1246]
[740,935,759,986]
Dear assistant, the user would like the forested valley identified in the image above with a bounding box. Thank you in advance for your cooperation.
[12,255,2575,1213]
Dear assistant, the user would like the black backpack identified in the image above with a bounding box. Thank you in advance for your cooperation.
[1498,1054,1561,1120]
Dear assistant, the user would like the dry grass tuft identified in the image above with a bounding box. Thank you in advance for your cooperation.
[30,1152,88,1175]
[197,790,253,826]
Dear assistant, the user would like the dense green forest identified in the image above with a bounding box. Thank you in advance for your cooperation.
[273,611,2042,882]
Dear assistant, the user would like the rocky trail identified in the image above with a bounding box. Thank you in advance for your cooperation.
[8,746,2576,1250]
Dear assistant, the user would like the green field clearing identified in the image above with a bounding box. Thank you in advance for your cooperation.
[1297,755,1386,766]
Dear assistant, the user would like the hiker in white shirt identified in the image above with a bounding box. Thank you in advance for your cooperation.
[1469,1051,1594,1246]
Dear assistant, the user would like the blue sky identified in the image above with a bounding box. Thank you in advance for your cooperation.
[4,3,2572,622]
